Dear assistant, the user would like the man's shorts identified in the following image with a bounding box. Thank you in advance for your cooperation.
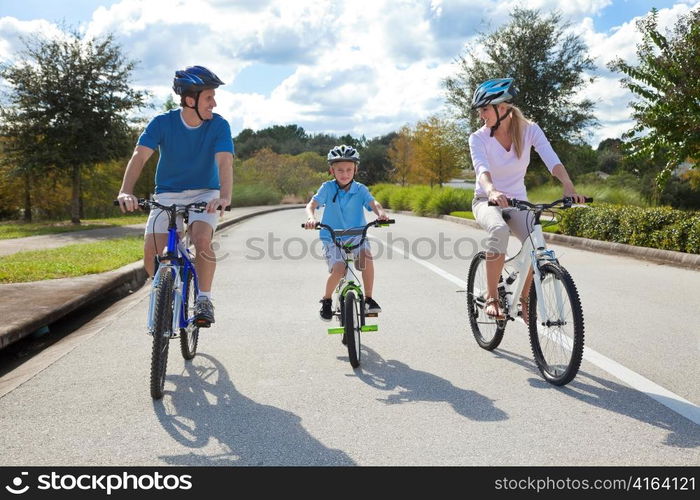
[322,237,371,273]
[145,189,220,235]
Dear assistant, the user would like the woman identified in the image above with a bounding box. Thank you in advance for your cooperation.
[469,78,586,321]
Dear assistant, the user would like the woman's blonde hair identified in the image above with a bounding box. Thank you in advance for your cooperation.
[502,104,530,159]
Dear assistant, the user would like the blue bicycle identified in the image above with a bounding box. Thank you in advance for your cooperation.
[114,198,227,399]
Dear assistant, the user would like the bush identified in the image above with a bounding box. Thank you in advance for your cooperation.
[409,186,435,216]
[231,184,283,206]
[388,188,413,211]
[426,187,473,215]
[370,184,397,208]
[560,204,700,254]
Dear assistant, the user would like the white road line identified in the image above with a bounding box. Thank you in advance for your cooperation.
[373,237,700,426]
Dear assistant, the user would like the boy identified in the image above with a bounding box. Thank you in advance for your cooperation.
[304,145,389,321]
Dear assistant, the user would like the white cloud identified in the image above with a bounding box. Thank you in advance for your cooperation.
[0,17,65,62]
[1,0,698,146]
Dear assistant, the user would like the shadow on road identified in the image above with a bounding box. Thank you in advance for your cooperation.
[493,348,699,449]
[351,345,508,422]
[152,353,355,466]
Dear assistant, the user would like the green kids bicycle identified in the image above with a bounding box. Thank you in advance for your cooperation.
[303,219,395,368]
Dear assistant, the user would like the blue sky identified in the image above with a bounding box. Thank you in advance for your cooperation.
[0,0,698,147]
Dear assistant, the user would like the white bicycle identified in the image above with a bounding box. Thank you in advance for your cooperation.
[466,197,592,386]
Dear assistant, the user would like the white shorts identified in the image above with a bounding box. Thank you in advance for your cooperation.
[323,238,371,273]
[145,189,220,235]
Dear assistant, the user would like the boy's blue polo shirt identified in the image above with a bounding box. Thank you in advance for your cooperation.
[312,180,375,243]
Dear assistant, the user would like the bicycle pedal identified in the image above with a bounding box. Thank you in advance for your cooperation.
[195,319,212,328]
[365,313,378,317]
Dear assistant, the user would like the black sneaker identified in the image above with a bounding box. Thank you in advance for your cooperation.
[194,297,215,327]
[319,298,333,322]
[365,297,381,313]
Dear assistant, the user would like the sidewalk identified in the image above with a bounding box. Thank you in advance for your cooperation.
[0,205,304,349]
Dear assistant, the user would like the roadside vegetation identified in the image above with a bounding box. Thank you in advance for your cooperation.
[0,236,143,283]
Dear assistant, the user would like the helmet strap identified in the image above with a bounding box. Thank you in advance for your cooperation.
[184,92,207,122]
[489,105,512,137]
[332,179,354,203]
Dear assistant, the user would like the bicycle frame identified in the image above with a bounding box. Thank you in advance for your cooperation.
[307,221,395,335]
[327,241,370,335]
[147,208,200,337]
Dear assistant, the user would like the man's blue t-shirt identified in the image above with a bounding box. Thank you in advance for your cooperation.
[312,180,375,243]
[137,109,235,194]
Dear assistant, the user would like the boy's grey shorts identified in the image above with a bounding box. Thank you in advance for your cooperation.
[472,197,535,254]
[323,238,371,273]
[145,189,220,235]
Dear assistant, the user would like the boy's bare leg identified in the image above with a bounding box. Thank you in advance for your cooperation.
[324,263,346,298]
[359,250,374,297]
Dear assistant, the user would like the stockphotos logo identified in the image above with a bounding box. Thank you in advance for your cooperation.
[3,471,193,496]
[5,472,29,495]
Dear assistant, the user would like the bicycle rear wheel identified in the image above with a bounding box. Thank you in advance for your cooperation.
[151,270,174,399]
[467,251,506,350]
[180,271,200,360]
[528,262,585,386]
[344,290,361,368]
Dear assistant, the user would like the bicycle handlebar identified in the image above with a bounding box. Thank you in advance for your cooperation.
[488,197,593,210]
[113,198,232,213]
[301,219,396,251]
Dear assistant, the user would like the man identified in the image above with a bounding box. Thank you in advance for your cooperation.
[117,65,234,327]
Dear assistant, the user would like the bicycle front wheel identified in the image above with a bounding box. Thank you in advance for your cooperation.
[151,270,174,399]
[344,290,361,368]
[467,251,506,350]
[528,262,585,386]
[180,270,199,360]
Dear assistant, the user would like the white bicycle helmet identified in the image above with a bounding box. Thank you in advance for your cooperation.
[327,144,360,164]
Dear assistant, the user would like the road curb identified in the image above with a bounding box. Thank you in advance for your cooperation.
[393,211,700,272]
[0,204,305,349]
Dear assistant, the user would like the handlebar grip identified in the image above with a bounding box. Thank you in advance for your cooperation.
[584,197,594,203]
[301,222,321,229]
[487,199,517,207]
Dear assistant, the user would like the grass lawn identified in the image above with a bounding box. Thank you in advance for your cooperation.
[0,214,148,240]
[0,236,144,283]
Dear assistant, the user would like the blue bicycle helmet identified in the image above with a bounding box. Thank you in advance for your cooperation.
[471,78,518,109]
[172,65,225,95]
[472,78,518,136]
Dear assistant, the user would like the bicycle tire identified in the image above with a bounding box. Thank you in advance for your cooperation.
[344,290,361,368]
[150,269,174,399]
[179,270,199,360]
[467,251,506,350]
[528,262,585,386]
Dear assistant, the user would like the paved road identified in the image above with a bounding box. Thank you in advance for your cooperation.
[0,208,697,466]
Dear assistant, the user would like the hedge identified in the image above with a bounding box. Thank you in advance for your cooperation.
[560,204,700,254]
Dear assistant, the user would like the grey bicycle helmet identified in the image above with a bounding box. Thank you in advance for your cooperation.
[173,65,225,95]
[327,144,360,164]
[471,78,517,109]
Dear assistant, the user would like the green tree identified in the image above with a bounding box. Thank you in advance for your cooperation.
[387,125,416,186]
[608,7,700,188]
[0,29,148,223]
[443,8,597,145]
[413,115,465,187]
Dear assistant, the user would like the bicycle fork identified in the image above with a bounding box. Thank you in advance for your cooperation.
[146,265,182,337]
